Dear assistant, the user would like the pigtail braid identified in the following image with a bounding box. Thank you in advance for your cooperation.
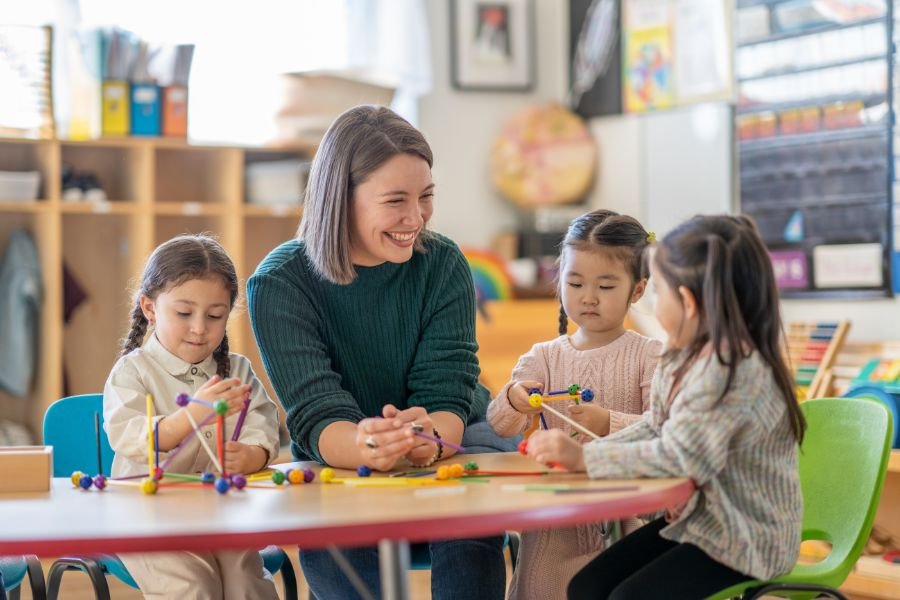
[558,304,569,336]
[213,333,231,378]
[120,303,148,357]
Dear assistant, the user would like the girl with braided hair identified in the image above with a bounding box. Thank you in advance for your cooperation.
[103,233,280,599]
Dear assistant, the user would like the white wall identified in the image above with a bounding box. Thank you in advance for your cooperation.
[419,0,568,247]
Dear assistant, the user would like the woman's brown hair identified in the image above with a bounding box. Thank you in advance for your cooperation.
[120,234,238,377]
[654,215,805,442]
[299,105,434,284]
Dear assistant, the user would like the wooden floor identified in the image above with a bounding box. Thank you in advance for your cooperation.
[18,549,515,599]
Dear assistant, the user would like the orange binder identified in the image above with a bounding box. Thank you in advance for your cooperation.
[163,85,188,137]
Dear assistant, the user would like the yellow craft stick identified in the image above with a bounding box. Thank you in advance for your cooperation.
[336,478,461,487]
[146,394,154,477]
[540,402,601,440]
[184,409,222,473]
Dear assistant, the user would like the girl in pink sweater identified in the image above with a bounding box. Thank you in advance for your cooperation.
[488,209,662,600]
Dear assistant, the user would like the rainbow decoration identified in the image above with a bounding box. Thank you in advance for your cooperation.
[462,247,513,301]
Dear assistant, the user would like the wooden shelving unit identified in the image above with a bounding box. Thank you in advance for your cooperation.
[0,137,313,440]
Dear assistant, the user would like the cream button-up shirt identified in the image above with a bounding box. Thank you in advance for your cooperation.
[103,334,280,478]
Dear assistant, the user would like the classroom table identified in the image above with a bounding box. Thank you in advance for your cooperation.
[0,452,693,599]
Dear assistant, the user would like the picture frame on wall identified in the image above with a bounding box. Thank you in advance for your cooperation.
[450,0,535,92]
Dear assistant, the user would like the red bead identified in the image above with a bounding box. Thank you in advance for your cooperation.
[517,439,528,455]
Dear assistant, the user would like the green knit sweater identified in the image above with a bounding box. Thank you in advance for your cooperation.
[247,233,488,462]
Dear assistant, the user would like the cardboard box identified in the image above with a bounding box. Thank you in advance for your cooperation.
[0,446,52,492]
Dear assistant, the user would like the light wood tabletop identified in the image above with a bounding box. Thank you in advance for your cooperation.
[0,452,693,557]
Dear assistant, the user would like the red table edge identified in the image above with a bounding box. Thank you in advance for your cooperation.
[0,479,695,556]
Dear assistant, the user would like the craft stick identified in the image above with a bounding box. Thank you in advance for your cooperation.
[540,402,601,440]
[414,430,466,454]
[94,412,103,477]
[160,472,203,482]
[184,409,222,472]
[231,397,251,441]
[160,411,216,469]
[103,479,143,488]
[333,478,461,487]
[218,413,226,477]
[146,394,154,477]
[539,413,549,430]
[464,469,550,476]
[554,486,640,495]
[154,421,159,471]
[111,473,148,481]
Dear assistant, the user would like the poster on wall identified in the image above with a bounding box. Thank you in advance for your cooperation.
[622,0,732,113]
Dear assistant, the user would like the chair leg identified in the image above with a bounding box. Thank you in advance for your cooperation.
[278,556,298,600]
[24,556,46,600]
[46,558,110,600]
[745,582,848,600]
[507,531,520,573]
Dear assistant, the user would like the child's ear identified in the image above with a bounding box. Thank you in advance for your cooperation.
[139,294,156,324]
[630,279,647,304]
[677,285,698,320]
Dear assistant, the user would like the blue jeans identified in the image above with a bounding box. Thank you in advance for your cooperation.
[301,421,520,600]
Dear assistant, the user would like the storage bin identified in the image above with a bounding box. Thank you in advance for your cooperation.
[0,170,40,200]
[245,160,310,205]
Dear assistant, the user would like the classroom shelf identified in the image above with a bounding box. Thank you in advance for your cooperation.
[736,16,884,48]
[0,136,313,441]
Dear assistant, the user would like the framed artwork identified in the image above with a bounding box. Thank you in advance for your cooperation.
[450,0,534,91]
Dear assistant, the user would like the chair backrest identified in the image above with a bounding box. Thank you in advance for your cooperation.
[799,397,893,581]
[43,394,115,478]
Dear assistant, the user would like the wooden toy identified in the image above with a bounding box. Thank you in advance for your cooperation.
[0,446,52,493]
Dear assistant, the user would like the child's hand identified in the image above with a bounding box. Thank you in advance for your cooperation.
[193,375,251,416]
[383,405,437,465]
[224,441,268,475]
[507,381,544,414]
[568,404,611,437]
[526,430,586,472]
[356,412,415,472]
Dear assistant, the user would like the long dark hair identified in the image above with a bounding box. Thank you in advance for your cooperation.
[557,209,652,335]
[654,215,805,442]
[120,234,238,377]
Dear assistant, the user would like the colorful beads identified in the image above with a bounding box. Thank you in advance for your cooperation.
[214,400,228,415]
[153,467,165,481]
[320,468,335,483]
[288,469,304,484]
[568,384,581,395]
[78,474,94,490]
[175,393,190,407]
[214,477,231,494]
[528,393,543,408]
[357,465,372,477]
[271,470,286,485]
[70,471,84,487]
[93,474,107,490]
[581,389,594,402]
[302,468,315,483]
[517,439,528,455]
[231,474,247,490]
[140,478,158,495]
[448,464,464,478]
[435,465,450,480]
[464,461,480,471]
[200,471,215,484]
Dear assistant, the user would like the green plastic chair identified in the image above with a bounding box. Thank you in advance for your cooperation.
[0,556,45,600]
[43,394,297,600]
[709,396,893,600]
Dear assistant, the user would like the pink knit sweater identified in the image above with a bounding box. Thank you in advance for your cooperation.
[488,330,662,600]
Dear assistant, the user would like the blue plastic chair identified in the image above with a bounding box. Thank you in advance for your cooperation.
[43,394,297,600]
[0,556,45,600]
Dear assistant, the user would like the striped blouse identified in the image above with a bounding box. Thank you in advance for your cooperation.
[582,349,802,580]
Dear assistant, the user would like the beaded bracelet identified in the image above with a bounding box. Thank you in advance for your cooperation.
[408,427,443,467]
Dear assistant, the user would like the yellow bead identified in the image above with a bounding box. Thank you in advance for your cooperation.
[321,468,336,483]
[140,478,158,495]
[70,471,84,487]
[528,393,543,408]
[436,465,450,480]
[448,464,464,479]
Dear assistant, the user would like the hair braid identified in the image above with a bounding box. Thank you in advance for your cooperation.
[558,304,569,336]
[120,303,149,357]
[213,333,231,378]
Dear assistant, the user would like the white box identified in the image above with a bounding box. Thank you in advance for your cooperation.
[245,160,310,205]
[0,170,40,200]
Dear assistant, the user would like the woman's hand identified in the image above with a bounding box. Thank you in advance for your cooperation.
[193,375,251,416]
[223,441,268,474]
[356,412,415,472]
[526,430,586,472]
[568,404,610,436]
[508,381,544,414]
[383,405,437,465]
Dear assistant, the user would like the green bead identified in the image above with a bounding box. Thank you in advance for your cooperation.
[214,400,228,415]
[464,461,479,471]
[271,470,286,485]
[568,384,580,395]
